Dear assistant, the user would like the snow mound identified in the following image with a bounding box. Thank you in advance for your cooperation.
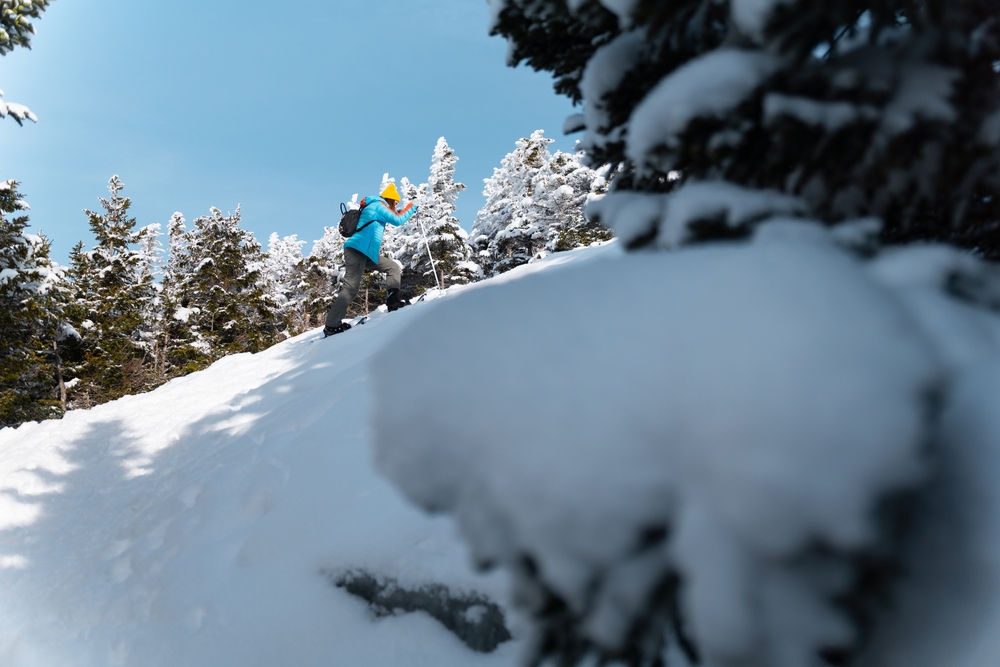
[372,233,1000,667]
[373,236,938,663]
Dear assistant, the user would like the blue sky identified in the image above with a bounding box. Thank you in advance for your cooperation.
[0,0,579,262]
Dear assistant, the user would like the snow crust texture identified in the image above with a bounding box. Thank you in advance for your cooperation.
[373,233,1000,667]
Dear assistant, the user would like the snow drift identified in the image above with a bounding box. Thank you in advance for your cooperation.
[372,229,1000,667]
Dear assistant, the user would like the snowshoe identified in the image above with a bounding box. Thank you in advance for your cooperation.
[413,288,442,304]
[319,315,367,340]
[323,322,351,338]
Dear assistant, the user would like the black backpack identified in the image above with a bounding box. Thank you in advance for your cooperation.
[338,199,374,237]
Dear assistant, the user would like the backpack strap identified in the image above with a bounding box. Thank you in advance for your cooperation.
[352,199,376,235]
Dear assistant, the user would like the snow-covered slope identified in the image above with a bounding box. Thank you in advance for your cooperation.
[0,242,617,667]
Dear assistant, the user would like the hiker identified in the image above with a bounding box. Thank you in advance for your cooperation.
[323,183,418,336]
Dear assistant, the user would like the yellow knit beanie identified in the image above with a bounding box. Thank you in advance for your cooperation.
[381,183,401,201]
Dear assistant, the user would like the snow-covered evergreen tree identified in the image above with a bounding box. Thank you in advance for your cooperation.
[472,130,551,276]
[264,232,308,333]
[136,223,163,285]
[164,212,188,281]
[472,130,610,276]
[379,172,394,194]
[65,176,158,407]
[0,179,67,425]
[393,139,481,294]
[544,151,613,252]
[309,223,346,276]
[136,223,164,350]
[158,212,197,378]
[174,205,282,362]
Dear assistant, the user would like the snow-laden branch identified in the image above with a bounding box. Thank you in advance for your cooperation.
[0,88,37,125]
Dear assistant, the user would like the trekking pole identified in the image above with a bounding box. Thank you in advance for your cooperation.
[418,220,443,291]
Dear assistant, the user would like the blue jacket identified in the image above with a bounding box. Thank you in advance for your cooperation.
[345,196,418,263]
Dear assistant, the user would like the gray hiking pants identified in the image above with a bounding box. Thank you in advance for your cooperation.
[324,248,402,327]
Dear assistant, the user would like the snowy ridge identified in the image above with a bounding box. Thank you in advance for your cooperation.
[0,246,621,667]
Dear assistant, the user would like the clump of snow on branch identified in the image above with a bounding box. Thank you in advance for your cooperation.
[625,50,780,167]
[589,181,808,248]
[0,88,37,125]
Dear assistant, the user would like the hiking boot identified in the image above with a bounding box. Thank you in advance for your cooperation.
[386,288,410,313]
[323,322,351,337]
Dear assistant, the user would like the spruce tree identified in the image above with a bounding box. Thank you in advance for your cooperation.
[264,232,308,334]
[0,180,66,425]
[393,139,482,294]
[66,176,157,407]
[136,222,164,360]
[175,205,282,360]
[160,212,189,319]
[158,212,208,377]
[544,150,613,251]
[472,130,553,275]
[472,130,610,276]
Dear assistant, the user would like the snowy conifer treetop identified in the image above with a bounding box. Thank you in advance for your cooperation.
[388,138,482,292]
